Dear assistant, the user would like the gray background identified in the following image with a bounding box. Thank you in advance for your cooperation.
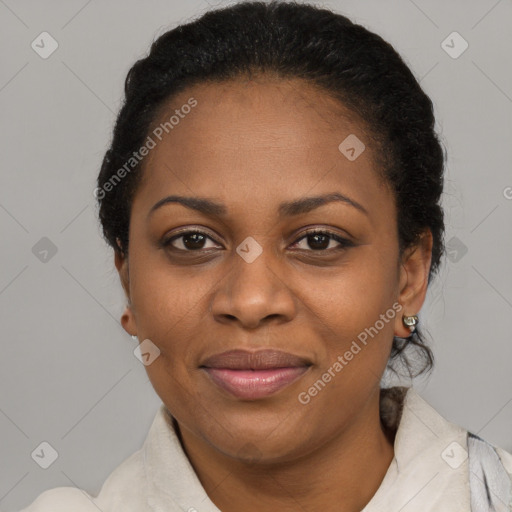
[1,0,511,510]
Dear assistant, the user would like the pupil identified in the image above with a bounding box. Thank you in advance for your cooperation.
[184,233,205,250]
[309,233,328,250]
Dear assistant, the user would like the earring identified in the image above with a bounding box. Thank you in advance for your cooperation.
[402,314,419,334]
[131,335,138,341]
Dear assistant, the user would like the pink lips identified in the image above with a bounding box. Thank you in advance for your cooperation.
[200,349,311,400]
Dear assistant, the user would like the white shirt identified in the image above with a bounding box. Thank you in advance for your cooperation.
[15,387,512,512]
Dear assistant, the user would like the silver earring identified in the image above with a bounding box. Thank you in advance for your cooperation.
[131,335,138,341]
[402,314,419,333]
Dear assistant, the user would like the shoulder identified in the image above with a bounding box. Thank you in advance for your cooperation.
[19,449,147,511]
[17,405,179,512]
[18,487,99,512]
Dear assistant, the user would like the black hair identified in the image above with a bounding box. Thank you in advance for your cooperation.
[96,0,445,379]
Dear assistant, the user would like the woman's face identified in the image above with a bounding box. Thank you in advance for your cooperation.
[117,77,431,462]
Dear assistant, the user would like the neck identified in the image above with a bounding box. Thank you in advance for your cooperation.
[176,388,396,512]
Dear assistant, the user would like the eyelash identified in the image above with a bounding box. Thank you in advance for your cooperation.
[162,228,354,254]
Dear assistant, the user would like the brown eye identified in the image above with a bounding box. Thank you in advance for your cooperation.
[291,230,354,252]
[164,230,220,251]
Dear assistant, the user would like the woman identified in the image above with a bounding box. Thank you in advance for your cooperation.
[19,1,512,511]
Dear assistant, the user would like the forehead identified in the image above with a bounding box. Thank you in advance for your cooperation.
[134,77,394,222]
[149,77,365,154]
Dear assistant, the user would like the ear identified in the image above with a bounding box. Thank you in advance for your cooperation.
[394,229,433,338]
[114,242,137,337]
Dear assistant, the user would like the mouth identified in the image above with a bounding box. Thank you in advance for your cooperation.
[199,349,312,400]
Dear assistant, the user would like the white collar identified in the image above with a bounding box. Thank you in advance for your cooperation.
[363,386,471,511]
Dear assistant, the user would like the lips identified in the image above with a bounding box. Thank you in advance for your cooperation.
[200,349,312,400]
[201,349,311,370]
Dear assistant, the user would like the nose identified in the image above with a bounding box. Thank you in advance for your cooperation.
[210,247,297,330]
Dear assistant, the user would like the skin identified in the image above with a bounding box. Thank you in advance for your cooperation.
[115,76,433,512]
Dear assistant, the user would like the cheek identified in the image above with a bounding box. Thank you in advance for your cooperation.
[129,255,207,416]
[129,245,209,336]
[127,266,217,407]
[295,248,399,399]
[298,246,398,337]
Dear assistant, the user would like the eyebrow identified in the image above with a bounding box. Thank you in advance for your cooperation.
[148,192,369,219]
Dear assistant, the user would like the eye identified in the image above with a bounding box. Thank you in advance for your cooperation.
[163,230,221,251]
[290,229,354,252]
[162,228,354,253]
